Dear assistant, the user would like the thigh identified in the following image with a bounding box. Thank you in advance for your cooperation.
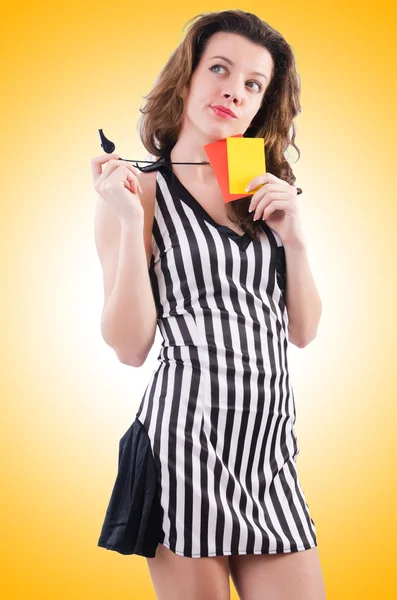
[146,543,231,600]
[229,546,326,600]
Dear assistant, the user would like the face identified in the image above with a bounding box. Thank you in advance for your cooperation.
[180,31,274,141]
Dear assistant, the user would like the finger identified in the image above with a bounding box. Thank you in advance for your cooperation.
[249,183,282,207]
[94,160,142,192]
[103,164,143,195]
[250,190,288,218]
[91,153,120,185]
[105,158,142,176]
[261,200,289,220]
[252,193,289,221]
[246,172,287,192]
[246,172,276,192]
[103,159,142,179]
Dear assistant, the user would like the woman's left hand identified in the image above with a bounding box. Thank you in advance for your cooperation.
[246,172,306,247]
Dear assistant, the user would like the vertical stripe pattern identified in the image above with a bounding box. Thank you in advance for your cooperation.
[135,166,318,558]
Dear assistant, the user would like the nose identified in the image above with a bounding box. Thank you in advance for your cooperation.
[222,77,243,104]
[223,92,241,106]
[223,91,242,104]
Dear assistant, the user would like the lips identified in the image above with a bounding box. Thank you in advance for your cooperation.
[211,105,237,119]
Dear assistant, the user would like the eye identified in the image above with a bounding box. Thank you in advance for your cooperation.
[209,64,263,93]
[246,80,262,92]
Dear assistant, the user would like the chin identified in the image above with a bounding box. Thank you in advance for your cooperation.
[205,123,238,140]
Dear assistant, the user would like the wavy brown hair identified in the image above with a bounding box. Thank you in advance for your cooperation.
[137,9,302,240]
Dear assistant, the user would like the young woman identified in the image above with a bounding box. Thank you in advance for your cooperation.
[92,9,326,600]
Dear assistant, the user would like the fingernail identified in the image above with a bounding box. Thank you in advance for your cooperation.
[245,184,251,192]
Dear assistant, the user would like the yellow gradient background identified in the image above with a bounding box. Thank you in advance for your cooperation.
[1,1,396,598]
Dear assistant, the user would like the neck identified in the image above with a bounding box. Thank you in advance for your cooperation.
[170,142,216,185]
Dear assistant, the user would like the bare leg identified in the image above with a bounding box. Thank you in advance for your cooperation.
[229,546,326,600]
[146,543,231,600]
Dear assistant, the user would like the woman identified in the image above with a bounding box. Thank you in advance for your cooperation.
[92,9,326,600]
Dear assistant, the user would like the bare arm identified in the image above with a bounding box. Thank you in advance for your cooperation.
[284,241,322,348]
[94,171,157,366]
[101,219,157,366]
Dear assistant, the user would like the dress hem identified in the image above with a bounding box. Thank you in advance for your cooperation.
[159,540,318,559]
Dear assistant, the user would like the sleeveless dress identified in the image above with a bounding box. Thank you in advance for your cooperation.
[97,158,318,559]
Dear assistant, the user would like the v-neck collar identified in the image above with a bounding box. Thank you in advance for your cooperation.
[158,149,254,251]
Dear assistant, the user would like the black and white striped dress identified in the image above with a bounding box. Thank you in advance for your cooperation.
[97,156,318,559]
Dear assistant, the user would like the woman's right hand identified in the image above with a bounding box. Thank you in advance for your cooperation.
[90,153,145,224]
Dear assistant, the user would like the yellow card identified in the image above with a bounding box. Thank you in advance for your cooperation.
[226,137,266,194]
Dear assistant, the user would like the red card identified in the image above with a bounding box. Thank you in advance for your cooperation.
[204,134,252,203]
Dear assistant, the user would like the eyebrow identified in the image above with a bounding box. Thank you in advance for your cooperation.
[209,55,268,81]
